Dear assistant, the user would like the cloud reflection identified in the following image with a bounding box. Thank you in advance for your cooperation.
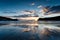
[0,21,60,40]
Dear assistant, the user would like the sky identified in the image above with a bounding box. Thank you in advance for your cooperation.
[0,0,60,16]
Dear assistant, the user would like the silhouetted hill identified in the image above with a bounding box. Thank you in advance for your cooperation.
[38,16,60,21]
[0,16,18,21]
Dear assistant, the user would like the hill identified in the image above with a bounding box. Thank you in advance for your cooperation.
[0,16,18,21]
[38,16,60,21]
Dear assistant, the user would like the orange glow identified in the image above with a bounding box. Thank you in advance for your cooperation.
[17,17,39,21]
[42,8,48,13]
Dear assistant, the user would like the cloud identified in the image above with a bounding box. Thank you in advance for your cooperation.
[31,2,35,6]
[49,6,60,13]
[38,5,60,13]
[3,11,16,14]
[2,10,17,14]
[37,5,42,8]
[37,5,60,18]
[21,10,36,14]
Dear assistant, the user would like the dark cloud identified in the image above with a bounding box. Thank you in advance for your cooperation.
[3,11,16,14]
[50,6,60,13]
[24,10,34,13]
[45,6,60,13]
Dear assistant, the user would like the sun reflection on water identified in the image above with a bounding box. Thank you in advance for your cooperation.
[0,21,60,40]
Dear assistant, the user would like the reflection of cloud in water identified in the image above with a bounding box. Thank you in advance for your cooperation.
[38,24,60,40]
[38,24,60,30]
[0,21,60,40]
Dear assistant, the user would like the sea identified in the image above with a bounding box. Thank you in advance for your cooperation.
[0,21,60,40]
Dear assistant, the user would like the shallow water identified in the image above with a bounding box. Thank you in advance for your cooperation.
[0,21,60,40]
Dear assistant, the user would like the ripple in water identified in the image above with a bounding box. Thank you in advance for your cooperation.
[0,21,60,40]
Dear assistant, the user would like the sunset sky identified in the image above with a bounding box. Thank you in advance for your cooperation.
[0,0,60,16]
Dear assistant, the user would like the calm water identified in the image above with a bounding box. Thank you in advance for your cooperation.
[0,21,60,40]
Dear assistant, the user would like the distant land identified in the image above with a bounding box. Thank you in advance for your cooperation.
[0,16,60,21]
[0,16,18,21]
[38,16,60,21]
